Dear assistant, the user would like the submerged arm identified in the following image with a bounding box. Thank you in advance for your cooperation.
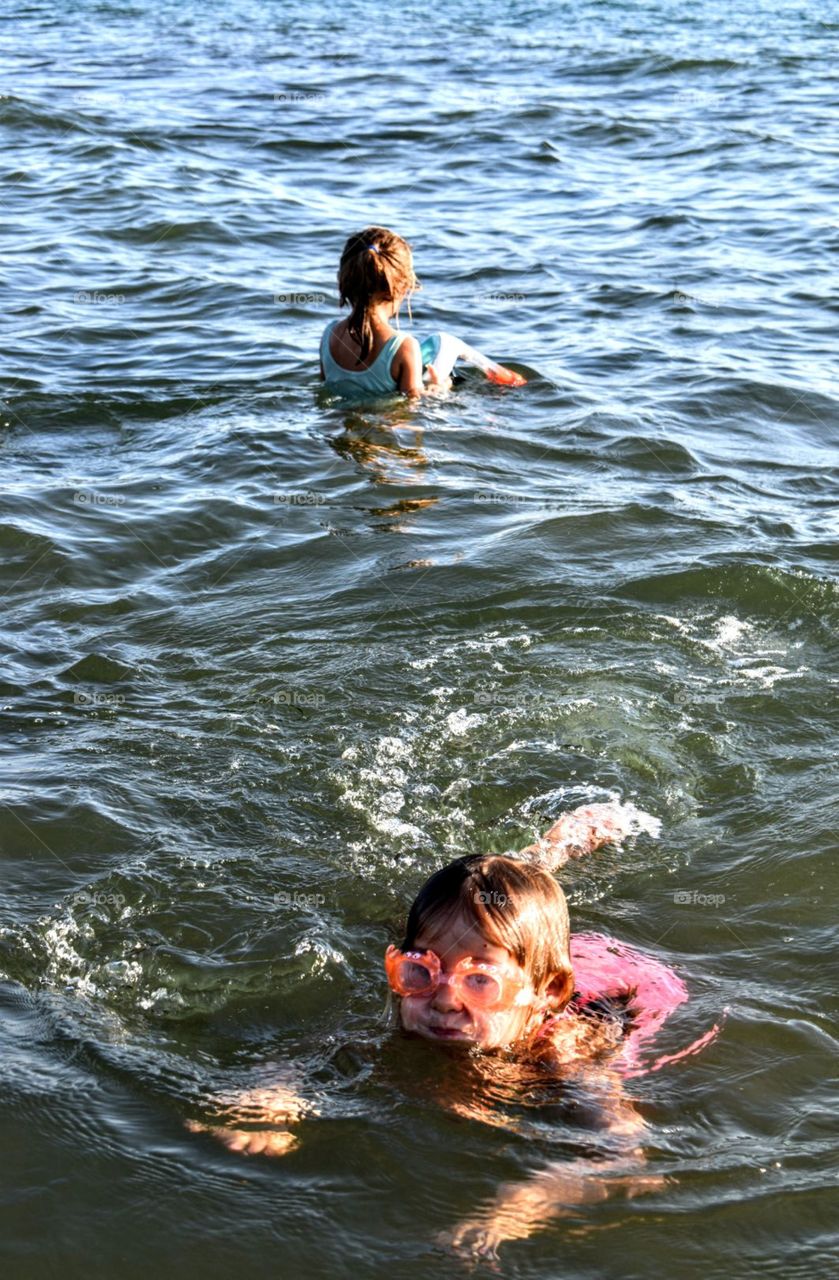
[186,1079,316,1158]
[442,1149,663,1264]
[440,1076,663,1263]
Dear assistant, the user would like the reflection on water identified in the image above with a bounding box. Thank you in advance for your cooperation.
[330,417,436,512]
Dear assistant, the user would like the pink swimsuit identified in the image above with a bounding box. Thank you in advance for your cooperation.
[540,931,723,1078]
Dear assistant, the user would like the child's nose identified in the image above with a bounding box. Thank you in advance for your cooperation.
[431,974,463,1011]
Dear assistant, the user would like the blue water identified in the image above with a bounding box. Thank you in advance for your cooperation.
[1,1,838,1276]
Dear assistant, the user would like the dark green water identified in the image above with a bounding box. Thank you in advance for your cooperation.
[1,1,837,1276]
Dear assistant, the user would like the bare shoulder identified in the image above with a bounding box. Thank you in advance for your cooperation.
[326,318,348,361]
[531,1008,627,1070]
[391,333,422,379]
[394,333,421,361]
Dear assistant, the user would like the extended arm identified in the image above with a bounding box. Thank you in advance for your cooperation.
[517,800,651,871]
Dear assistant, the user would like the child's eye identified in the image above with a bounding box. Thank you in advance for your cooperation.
[463,972,500,998]
[401,961,432,990]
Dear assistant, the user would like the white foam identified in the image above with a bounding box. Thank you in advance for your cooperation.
[360,766,406,788]
[617,800,663,841]
[712,614,751,648]
[374,735,413,762]
[370,815,427,842]
[294,935,344,977]
[378,789,406,815]
[738,664,810,688]
[460,632,532,653]
[655,610,809,692]
[445,707,483,735]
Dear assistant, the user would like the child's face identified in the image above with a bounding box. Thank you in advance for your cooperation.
[396,913,542,1051]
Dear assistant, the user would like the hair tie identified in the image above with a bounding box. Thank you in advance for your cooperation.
[368,243,380,254]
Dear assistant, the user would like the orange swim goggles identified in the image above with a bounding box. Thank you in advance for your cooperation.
[384,944,533,1010]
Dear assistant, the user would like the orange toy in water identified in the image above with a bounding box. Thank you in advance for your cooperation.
[486,364,527,387]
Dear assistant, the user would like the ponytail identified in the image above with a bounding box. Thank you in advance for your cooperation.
[337,228,417,364]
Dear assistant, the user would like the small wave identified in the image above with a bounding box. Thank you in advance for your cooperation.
[598,435,699,472]
[0,521,58,558]
[583,282,666,311]
[634,213,696,231]
[108,218,242,244]
[552,116,658,145]
[61,653,135,683]
[626,565,838,633]
[0,96,96,134]
[645,55,744,74]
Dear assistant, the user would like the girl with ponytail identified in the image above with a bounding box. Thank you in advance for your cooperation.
[319,226,526,401]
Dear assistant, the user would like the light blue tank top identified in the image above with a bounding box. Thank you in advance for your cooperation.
[320,319,407,400]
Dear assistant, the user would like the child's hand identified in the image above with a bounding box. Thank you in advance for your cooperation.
[437,1180,561,1269]
[185,1081,311,1157]
[435,1222,503,1271]
[546,802,635,855]
[424,363,452,392]
[186,1119,298,1157]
